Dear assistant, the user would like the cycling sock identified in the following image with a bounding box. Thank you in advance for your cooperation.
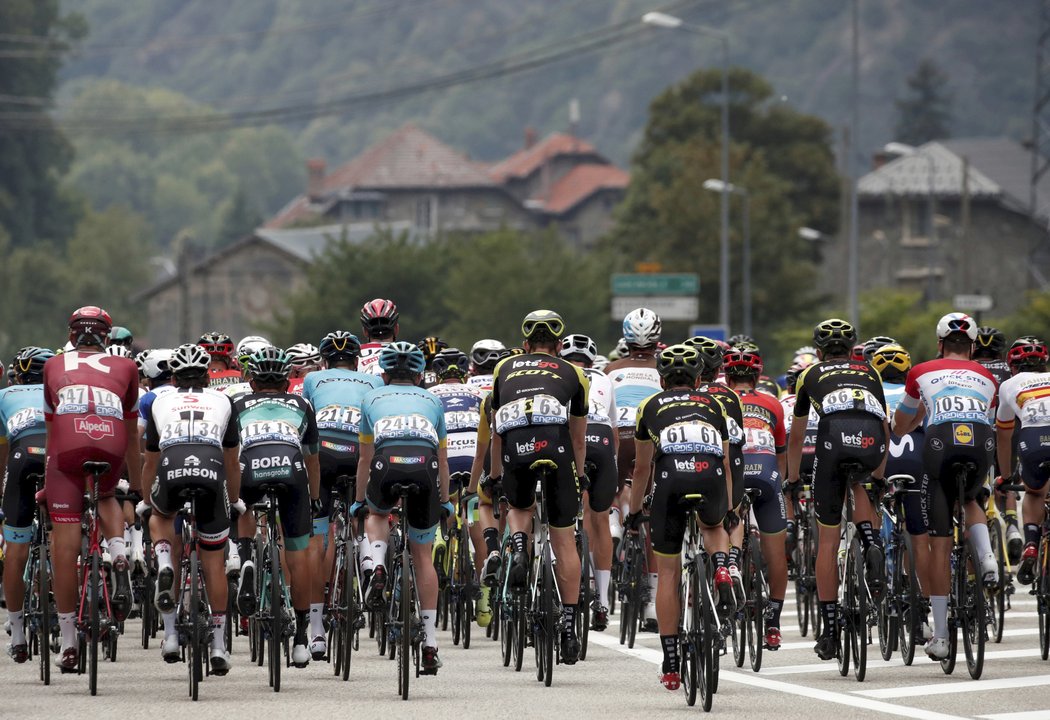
[123,525,132,557]
[370,540,388,570]
[712,552,728,569]
[8,610,25,645]
[1004,510,1019,528]
[767,598,784,628]
[237,538,253,564]
[561,603,577,634]
[728,546,741,568]
[786,519,796,536]
[483,527,500,555]
[660,634,679,673]
[108,536,127,564]
[210,613,226,651]
[358,535,374,573]
[162,610,176,637]
[310,602,325,636]
[609,507,623,540]
[130,525,143,557]
[594,569,611,607]
[154,539,173,571]
[856,521,876,550]
[931,595,948,639]
[819,600,837,632]
[421,609,437,648]
[1026,523,1041,546]
[968,523,992,559]
[294,609,309,644]
[59,612,77,651]
[511,531,529,555]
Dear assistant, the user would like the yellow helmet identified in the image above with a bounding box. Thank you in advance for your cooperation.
[871,343,911,376]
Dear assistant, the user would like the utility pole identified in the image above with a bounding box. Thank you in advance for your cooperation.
[848,0,861,331]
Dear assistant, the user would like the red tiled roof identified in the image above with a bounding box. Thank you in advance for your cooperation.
[488,132,598,182]
[536,164,629,215]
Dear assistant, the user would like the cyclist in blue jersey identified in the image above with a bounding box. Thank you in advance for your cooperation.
[351,342,452,675]
[0,347,52,663]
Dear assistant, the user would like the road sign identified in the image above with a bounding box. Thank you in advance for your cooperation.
[611,273,699,296]
[688,324,728,342]
[953,294,994,313]
[612,296,699,322]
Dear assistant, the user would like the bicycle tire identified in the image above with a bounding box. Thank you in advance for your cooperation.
[141,573,155,650]
[189,548,201,701]
[342,536,356,681]
[38,539,52,686]
[962,545,985,680]
[269,538,282,693]
[836,569,850,678]
[1040,539,1050,661]
[940,556,959,675]
[627,540,642,649]
[539,544,555,687]
[878,535,897,662]
[989,521,1006,643]
[731,545,746,668]
[514,593,527,672]
[577,530,591,661]
[898,536,918,666]
[398,537,411,701]
[87,551,100,696]
[460,525,472,650]
[850,539,867,682]
[699,555,716,711]
[680,564,698,707]
[330,545,343,677]
[500,592,513,667]
[795,528,809,637]
[747,541,764,673]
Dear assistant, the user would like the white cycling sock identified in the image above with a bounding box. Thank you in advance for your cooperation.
[107,536,126,565]
[421,608,437,648]
[8,610,25,645]
[210,613,226,651]
[371,541,388,571]
[59,612,77,651]
[155,540,173,571]
[162,610,177,638]
[123,525,132,557]
[968,523,992,560]
[931,595,948,640]
[310,603,325,636]
[595,569,611,608]
[609,508,624,540]
[130,525,143,556]
[359,534,374,573]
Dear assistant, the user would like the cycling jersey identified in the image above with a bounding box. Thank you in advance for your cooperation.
[756,375,782,398]
[1,384,45,540]
[138,384,175,431]
[0,384,45,445]
[144,386,239,454]
[977,358,1012,387]
[232,392,319,455]
[794,359,888,422]
[607,365,661,436]
[781,393,818,475]
[467,373,494,393]
[429,381,484,481]
[302,368,384,443]
[287,377,304,396]
[360,384,447,451]
[740,389,786,457]
[703,381,745,507]
[207,367,242,390]
[42,351,140,523]
[581,367,617,513]
[223,382,253,401]
[358,341,388,376]
[883,380,926,535]
[737,389,787,533]
[898,359,997,427]
[996,371,1050,490]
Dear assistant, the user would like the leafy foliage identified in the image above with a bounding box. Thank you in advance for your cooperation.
[894,58,953,144]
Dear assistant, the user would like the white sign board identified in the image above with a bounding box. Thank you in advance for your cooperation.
[953,294,994,313]
[612,296,699,321]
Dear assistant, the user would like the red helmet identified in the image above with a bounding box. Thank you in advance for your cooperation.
[1007,341,1049,370]
[198,331,234,361]
[723,349,764,378]
[850,344,866,361]
[360,298,399,338]
[68,306,113,346]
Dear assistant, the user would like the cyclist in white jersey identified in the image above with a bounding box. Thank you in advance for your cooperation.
[357,298,399,376]
[467,339,505,392]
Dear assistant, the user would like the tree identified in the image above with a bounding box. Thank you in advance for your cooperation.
[894,58,953,145]
[217,185,262,248]
[0,0,85,247]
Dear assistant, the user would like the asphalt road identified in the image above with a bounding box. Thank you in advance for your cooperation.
[2,582,1048,718]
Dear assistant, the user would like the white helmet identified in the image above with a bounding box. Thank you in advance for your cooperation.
[236,335,271,360]
[470,339,505,370]
[592,355,609,373]
[168,343,211,375]
[622,308,661,348]
[936,312,978,341]
[611,337,629,359]
[138,348,173,380]
[559,334,598,364]
[105,345,132,358]
[286,342,321,369]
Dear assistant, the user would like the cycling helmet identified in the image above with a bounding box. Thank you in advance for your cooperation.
[108,326,133,348]
[319,331,361,363]
[378,341,426,375]
[974,326,1007,357]
[416,336,448,363]
[793,345,819,360]
[506,347,526,357]
[862,335,896,362]
[236,336,271,366]
[1007,340,1049,371]
[936,312,977,341]
[612,338,629,359]
[134,349,149,374]
[723,348,763,378]
[470,339,506,372]
[198,331,235,361]
[13,346,54,383]
[592,355,609,373]
[871,343,912,379]
[360,298,399,338]
[622,308,661,348]
[784,364,804,394]
[1012,335,1041,350]
[68,305,113,347]
[521,310,565,341]
[813,318,857,354]
[727,334,756,347]
[682,336,724,376]
[286,343,321,369]
[247,347,291,384]
[168,343,211,376]
[139,348,174,381]
[732,340,761,356]
[432,348,470,379]
[106,345,132,359]
[656,344,704,383]
[559,334,598,365]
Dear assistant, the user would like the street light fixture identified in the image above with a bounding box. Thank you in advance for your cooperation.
[643,11,731,332]
[883,141,938,303]
[702,179,751,336]
[798,227,827,242]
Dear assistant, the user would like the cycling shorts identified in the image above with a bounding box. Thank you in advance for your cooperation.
[886,429,927,535]
[1016,426,1050,491]
[2,437,46,541]
[45,446,125,525]
[729,443,744,509]
[365,445,440,543]
[501,425,579,529]
[150,445,230,551]
[811,412,886,527]
[240,445,311,549]
[318,439,359,516]
[650,454,728,555]
[921,422,993,537]
[742,454,787,534]
[584,424,617,513]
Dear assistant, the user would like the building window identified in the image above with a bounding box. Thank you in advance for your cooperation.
[416,197,434,230]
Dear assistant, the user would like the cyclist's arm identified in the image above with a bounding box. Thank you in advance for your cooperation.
[468,438,486,494]
[305,451,320,502]
[355,440,374,504]
[437,444,451,504]
[787,414,807,481]
[142,450,159,504]
[223,447,241,503]
[995,424,1014,476]
[722,440,732,501]
[490,432,503,480]
[124,415,142,492]
[892,403,924,436]
[876,419,890,478]
[569,414,587,476]
[0,442,9,492]
[629,438,653,515]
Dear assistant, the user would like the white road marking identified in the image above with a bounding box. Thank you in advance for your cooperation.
[855,674,1050,699]
[761,648,1045,675]
[977,711,1050,720]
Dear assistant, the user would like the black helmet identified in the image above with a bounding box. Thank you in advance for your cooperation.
[813,318,857,354]
[319,331,361,364]
[682,336,724,376]
[862,335,896,362]
[13,346,54,383]
[727,333,756,347]
[656,344,704,383]
[432,348,469,379]
[974,326,1007,358]
[247,347,291,384]
[416,336,448,363]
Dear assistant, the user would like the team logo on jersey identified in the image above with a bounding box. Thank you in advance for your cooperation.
[516,438,548,455]
[185,455,201,467]
[28,446,45,455]
[674,457,711,473]
[840,432,875,449]
[74,415,115,440]
[390,455,426,465]
[953,423,974,446]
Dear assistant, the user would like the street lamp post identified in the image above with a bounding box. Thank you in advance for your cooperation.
[643,11,731,331]
[703,179,750,335]
[884,142,937,303]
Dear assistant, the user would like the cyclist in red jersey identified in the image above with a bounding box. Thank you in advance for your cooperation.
[43,306,142,672]
[198,332,242,390]
[358,298,399,375]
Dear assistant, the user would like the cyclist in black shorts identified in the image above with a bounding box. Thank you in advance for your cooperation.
[489,310,589,664]
[626,344,733,691]
[141,344,243,673]
[788,318,889,661]
[232,347,321,669]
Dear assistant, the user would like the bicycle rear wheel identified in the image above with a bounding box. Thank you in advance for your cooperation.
[989,521,1006,643]
[679,569,698,708]
[341,538,356,681]
[962,545,985,680]
[1039,540,1050,661]
[38,541,52,686]
[459,526,473,650]
[850,539,867,682]
[536,545,555,687]
[623,541,641,649]
[698,558,715,712]
[514,594,527,672]
[500,592,514,667]
[269,541,282,693]
[896,538,917,666]
[577,530,591,660]
[398,541,411,701]
[189,548,202,701]
[88,552,100,696]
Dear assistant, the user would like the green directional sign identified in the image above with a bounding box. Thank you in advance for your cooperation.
[611,273,700,296]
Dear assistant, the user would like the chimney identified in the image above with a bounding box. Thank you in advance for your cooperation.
[306,158,326,200]
[871,150,892,170]
[524,127,537,150]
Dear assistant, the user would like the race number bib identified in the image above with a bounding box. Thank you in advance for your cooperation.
[7,407,43,437]
[374,414,439,445]
[316,404,363,435]
[726,416,744,445]
[743,426,775,454]
[931,394,990,424]
[494,395,568,434]
[820,388,886,420]
[658,421,723,456]
[445,410,480,433]
[1021,398,1050,426]
[587,399,611,425]
[242,420,300,449]
[56,384,124,418]
[159,417,224,449]
[616,405,637,429]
